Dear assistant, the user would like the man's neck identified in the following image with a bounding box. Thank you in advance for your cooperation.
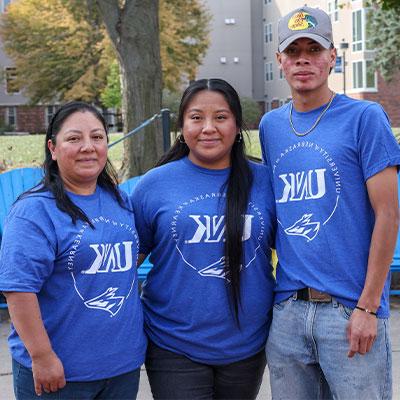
[291,87,334,112]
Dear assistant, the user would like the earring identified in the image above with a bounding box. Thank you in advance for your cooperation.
[236,132,243,142]
[178,135,186,144]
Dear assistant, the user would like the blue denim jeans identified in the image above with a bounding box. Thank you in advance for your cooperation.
[266,295,392,400]
[12,359,140,400]
[145,340,266,399]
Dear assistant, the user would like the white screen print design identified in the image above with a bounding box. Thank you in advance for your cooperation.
[171,192,265,280]
[67,217,139,316]
[272,141,341,241]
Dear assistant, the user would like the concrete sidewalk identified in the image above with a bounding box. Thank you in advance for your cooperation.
[1,301,399,399]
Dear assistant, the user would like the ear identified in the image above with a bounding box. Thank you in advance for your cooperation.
[276,51,282,68]
[47,139,57,161]
[329,47,337,69]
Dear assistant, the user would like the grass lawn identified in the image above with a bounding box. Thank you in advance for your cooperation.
[0,133,124,171]
[1,128,399,172]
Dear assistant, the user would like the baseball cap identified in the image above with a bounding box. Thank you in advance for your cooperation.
[278,6,333,52]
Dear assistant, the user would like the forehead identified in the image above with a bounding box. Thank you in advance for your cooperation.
[186,90,230,110]
[60,111,104,130]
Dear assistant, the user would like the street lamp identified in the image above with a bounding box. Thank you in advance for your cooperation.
[340,39,349,95]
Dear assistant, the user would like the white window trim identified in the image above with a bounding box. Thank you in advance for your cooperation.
[6,106,17,127]
[265,62,273,81]
[351,60,377,92]
[264,23,273,44]
[352,8,373,53]
[45,105,57,127]
[328,0,339,23]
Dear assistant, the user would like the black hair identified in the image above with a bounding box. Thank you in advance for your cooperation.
[157,78,253,321]
[20,101,124,227]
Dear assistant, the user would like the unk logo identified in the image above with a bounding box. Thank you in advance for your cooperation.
[185,215,253,244]
[82,241,134,274]
[277,168,326,203]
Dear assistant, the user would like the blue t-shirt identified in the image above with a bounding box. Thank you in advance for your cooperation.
[259,94,400,318]
[132,157,276,364]
[0,186,146,381]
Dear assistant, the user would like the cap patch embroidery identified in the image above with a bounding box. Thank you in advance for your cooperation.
[288,11,317,31]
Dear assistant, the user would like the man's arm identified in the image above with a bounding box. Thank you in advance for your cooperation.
[347,166,399,357]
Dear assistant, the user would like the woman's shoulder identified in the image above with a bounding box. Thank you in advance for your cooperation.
[7,189,55,224]
[137,159,185,186]
[248,159,269,176]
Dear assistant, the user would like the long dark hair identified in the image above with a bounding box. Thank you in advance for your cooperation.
[157,79,253,320]
[21,101,124,227]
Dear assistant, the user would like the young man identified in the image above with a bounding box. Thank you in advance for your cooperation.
[259,6,400,399]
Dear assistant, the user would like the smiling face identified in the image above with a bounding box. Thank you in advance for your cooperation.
[48,111,108,194]
[277,37,336,95]
[182,90,239,169]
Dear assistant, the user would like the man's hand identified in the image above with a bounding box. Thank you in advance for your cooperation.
[346,309,377,358]
[31,351,66,396]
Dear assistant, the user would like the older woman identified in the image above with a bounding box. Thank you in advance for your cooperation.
[132,79,276,400]
[0,102,146,399]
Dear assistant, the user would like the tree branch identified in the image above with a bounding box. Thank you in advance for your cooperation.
[91,0,121,47]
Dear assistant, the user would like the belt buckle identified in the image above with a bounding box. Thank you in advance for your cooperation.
[307,288,331,303]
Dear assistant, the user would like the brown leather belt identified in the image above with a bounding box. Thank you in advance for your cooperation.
[296,288,332,303]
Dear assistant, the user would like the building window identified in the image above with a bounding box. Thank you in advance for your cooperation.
[224,18,236,25]
[5,67,19,94]
[264,23,272,43]
[328,0,339,22]
[265,102,270,112]
[352,60,376,90]
[233,57,239,63]
[220,57,227,64]
[6,106,16,128]
[352,10,363,52]
[366,60,376,88]
[279,68,284,79]
[353,61,363,88]
[45,105,58,127]
[265,62,273,81]
[264,0,272,4]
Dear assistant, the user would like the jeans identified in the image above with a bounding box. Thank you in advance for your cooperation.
[12,359,140,400]
[266,296,392,400]
[145,340,266,400]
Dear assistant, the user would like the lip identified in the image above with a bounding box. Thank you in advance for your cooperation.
[294,71,313,76]
[77,158,97,162]
[198,138,221,142]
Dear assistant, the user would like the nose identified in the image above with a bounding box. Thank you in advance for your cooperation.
[295,51,310,65]
[202,118,217,134]
[80,138,95,152]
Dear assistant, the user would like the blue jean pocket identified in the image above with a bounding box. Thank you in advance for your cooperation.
[273,296,293,311]
[337,303,353,320]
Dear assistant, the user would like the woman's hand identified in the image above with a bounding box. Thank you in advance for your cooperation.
[4,292,66,395]
[31,351,66,395]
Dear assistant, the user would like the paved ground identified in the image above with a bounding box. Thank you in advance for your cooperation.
[1,300,399,400]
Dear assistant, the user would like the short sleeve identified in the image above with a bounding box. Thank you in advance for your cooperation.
[131,179,154,255]
[259,116,269,166]
[0,215,56,293]
[358,104,400,181]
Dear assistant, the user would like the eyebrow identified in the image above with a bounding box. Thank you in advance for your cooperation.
[186,108,231,113]
[64,128,105,134]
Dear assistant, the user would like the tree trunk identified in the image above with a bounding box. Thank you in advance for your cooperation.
[94,0,163,178]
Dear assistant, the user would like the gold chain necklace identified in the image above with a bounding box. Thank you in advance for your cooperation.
[289,92,336,137]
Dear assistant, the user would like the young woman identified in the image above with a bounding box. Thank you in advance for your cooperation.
[132,79,276,400]
[0,102,146,399]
